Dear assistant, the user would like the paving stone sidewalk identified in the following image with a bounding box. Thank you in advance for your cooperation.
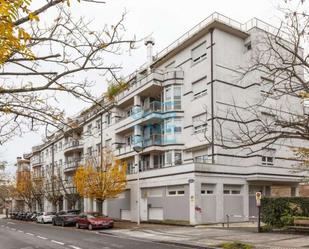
[103,223,309,249]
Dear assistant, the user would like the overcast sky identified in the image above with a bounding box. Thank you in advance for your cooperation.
[1,0,282,174]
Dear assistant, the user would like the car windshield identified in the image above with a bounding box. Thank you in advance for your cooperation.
[46,212,54,215]
[87,213,104,218]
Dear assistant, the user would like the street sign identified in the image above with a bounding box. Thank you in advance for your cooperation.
[256,192,262,207]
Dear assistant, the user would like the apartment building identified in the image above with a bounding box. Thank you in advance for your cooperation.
[24,12,307,224]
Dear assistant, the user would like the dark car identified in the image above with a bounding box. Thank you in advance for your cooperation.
[76,212,114,230]
[52,210,80,227]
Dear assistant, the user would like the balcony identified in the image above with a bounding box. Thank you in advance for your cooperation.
[116,69,164,106]
[115,101,184,134]
[64,160,82,173]
[31,158,43,167]
[64,140,83,154]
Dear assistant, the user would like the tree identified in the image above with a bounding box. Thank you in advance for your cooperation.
[208,1,308,164]
[74,151,127,211]
[31,176,45,211]
[0,0,134,144]
[15,170,33,210]
[58,173,81,210]
[44,168,63,212]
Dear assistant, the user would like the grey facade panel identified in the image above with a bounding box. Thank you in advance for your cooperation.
[147,185,189,221]
[201,195,216,223]
[223,195,244,221]
[107,190,130,219]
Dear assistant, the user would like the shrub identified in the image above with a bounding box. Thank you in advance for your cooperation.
[261,197,309,227]
[219,241,254,249]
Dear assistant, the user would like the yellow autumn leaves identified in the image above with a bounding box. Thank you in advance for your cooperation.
[74,159,127,201]
[0,0,37,65]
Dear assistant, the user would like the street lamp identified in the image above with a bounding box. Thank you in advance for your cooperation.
[133,144,143,226]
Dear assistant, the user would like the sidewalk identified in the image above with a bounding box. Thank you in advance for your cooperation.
[103,222,309,249]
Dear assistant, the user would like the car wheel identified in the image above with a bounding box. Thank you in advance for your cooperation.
[61,221,65,227]
[41,219,45,224]
[76,223,80,229]
[88,224,93,230]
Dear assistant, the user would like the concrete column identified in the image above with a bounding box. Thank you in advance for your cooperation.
[189,178,202,225]
[216,183,224,223]
[103,200,108,216]
[140,189,148,221]
[243,184,249,221]
[88,198,93,212]
[84,198,88,212]
[93,200,97,212]
[63,197,68,211]
[130,183,138,222]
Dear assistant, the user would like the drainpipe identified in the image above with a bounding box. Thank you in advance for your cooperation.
[210,28,215,164]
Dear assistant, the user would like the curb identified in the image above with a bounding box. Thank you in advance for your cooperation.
[156,240,219,249]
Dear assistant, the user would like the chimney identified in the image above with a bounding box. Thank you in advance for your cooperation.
[144,36,155,66]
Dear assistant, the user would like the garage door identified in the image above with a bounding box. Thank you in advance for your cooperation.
[148,207,164,220]
[120,209,131,220]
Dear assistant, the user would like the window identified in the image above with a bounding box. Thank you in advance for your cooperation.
[96,143,101,154]
[201,184,215,195]
[192,113,207,134]
[192,78,207,99]
[174,86,181,110]
[224,185,241,195]
[59,159,63,166]
[175,151,182,165]
[87,124,92,134]
[96,119,101,130]
[125,135,133,146]
[164,86,182,111]
[59,141,62,150]
[261,149,275,166]
[106,113,111,125]
[262,156,274,166]
[194,155,209,163]
[167,186,185,196]
[165,151,173,166]
[87,146,92,156]
[192,41,207,63]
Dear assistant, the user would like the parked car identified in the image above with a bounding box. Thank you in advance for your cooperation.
[37,212,55,224]
[75,212,114,230]
[52,210,80,227]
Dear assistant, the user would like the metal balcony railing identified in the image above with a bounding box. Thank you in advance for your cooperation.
[64,159,82,172]
[64,140,83,151]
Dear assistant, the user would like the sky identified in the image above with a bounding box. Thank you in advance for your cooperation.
[0,0,283,174]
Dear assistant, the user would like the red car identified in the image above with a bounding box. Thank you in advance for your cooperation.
[75,212,114,230]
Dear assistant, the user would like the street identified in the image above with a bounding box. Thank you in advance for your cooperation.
[0,219,197,249]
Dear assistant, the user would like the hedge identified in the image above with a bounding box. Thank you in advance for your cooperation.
[261,197,309,227]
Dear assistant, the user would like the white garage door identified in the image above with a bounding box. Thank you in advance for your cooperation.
[148,207,164,220]
[120,209,131,220]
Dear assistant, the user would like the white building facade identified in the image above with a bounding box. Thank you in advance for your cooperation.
[25,13,306,225]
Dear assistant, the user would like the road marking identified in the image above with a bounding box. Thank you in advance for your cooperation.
[18,230,23,233]
[26,232,34,236]
[7,222,15,225]
[51,240,65,245]
[37,236,47,240]
[69,246,83,249]
[11,228,16,231]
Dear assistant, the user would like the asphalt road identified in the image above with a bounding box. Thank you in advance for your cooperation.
[0,219,197,249]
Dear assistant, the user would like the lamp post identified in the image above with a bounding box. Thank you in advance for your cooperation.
[133,145,143,226]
